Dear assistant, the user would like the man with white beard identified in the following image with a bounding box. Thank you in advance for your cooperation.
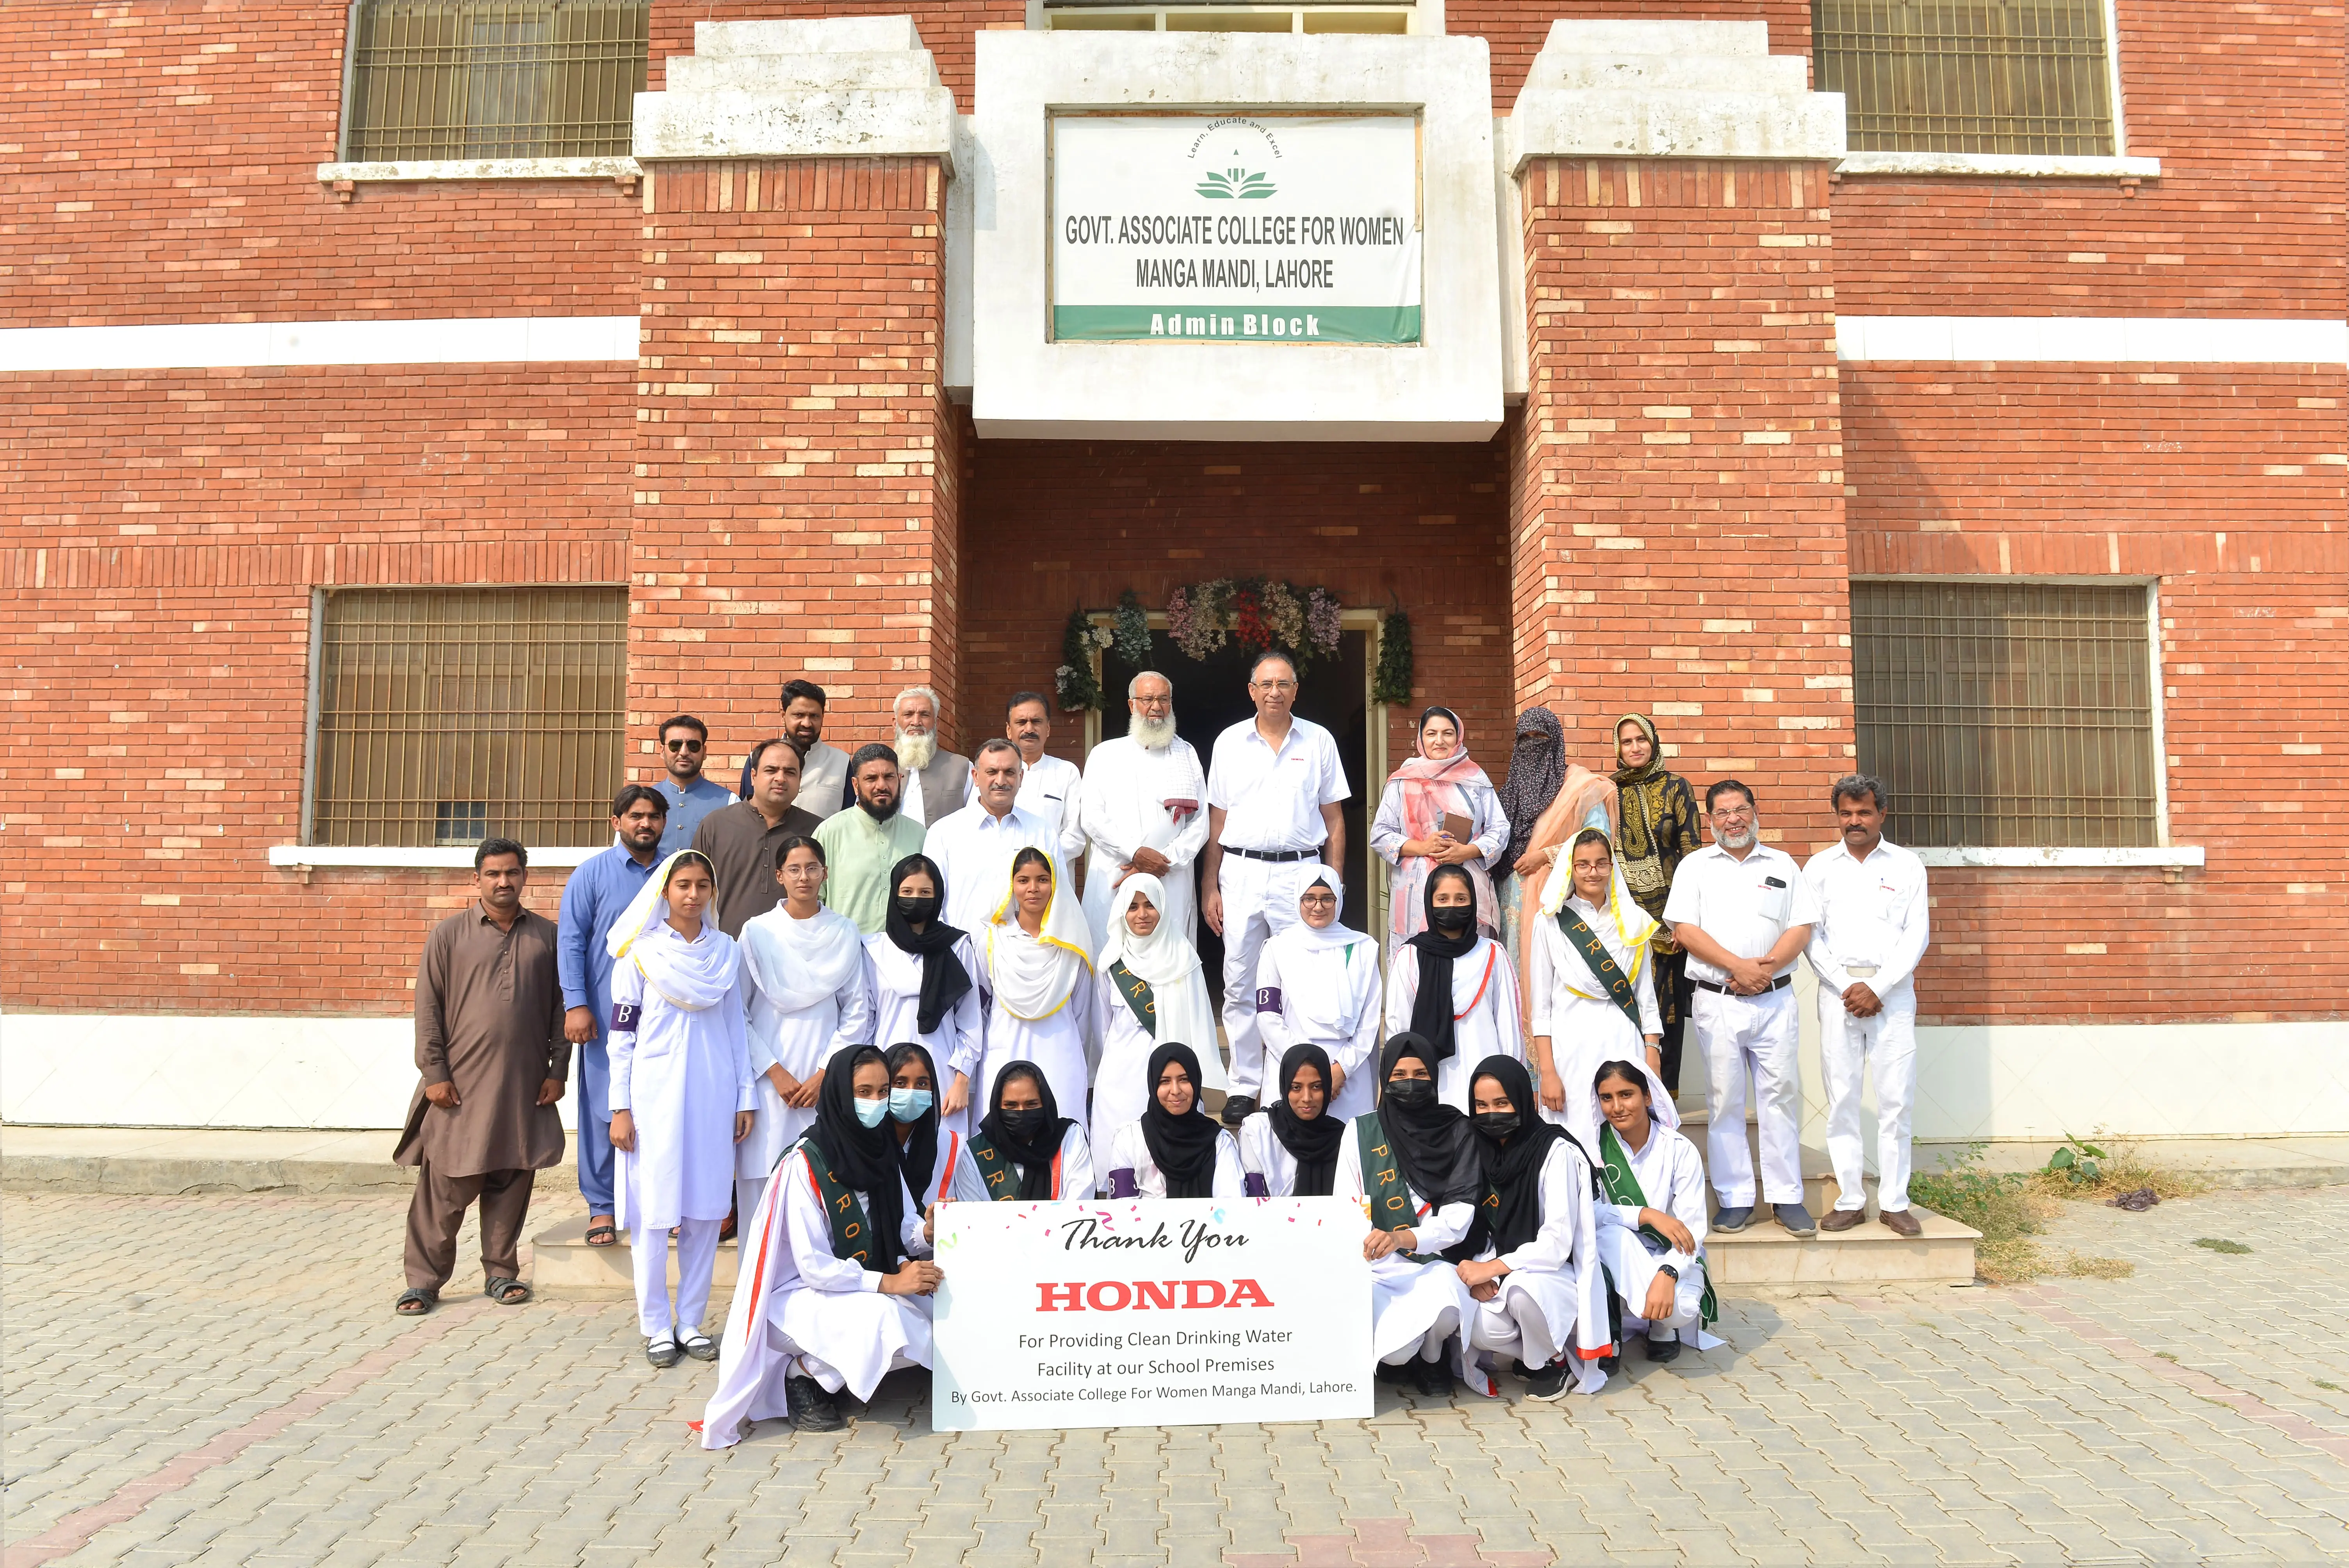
[890,685,972,829]
[1078,672,1209,953]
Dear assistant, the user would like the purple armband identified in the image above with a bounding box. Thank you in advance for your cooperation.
[1242,1173,1270,1198]
[1255,986,1283,1014]
[610,1002,639,1031]
[1105,1169,1140,1199]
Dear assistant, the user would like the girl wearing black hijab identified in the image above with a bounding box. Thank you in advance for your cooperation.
[865,855,985,1135]
[1384,865,1525,1113]
[1454,1055,1614,1402]
[968,1060,1094,1200]
[1333,1034,1484,1395]
[1238,1044,1347,1197]
[885,1041,982,1210]
[1103,1042,1242,1199]
[700,1045,939,1442]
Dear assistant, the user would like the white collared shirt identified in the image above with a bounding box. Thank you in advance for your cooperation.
[1661,841,1821,985]
[925,802,1063,934]
[1205,715,1350,853]
[1803,837,1930,996]
[1012,751,1087,863]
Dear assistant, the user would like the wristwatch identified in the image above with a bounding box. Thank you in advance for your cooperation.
[1657,1264,1679,1281]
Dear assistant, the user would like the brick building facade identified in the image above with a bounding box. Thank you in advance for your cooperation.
[4,0,2341,1140]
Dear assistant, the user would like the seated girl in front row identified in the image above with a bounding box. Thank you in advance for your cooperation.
[969,1059,1093,1200]
[1590,1058,1719,1363]
[1105,1042,1244,1198]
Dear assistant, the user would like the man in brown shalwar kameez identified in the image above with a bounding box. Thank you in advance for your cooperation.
[392,837,570,1315]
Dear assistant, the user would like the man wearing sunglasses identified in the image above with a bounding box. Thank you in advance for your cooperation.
[654,715,738,858]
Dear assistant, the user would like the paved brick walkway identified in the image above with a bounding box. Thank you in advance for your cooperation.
[7,1185,2348,1566]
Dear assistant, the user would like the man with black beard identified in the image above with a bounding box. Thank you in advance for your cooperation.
[814,743,929,935]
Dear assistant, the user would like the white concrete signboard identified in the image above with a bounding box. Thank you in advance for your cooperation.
[1050,114,1422,345]
[930,1196,1373,1430]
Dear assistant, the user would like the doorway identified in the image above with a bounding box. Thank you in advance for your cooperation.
[1095,625,1378,1010]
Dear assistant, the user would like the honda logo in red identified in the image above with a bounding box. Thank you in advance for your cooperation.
[1036,1279,1274,1311]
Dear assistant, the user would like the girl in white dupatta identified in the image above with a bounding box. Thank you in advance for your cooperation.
[1088,872,1225,1176]
[1254,872,1381,1122]
[980,847,1097,1147]
[737,835,872,1223]
[1528,828,1677,1151]
[606,851,754,1368]
[1590,1059,1722,1364]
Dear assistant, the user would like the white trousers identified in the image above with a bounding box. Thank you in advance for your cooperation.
[633,1215,724,1339]
[736,1176,769,1237]
[1599,1228,1704,1338]
[1820,987,1918,1213]
[1217,855,1324,1098]
[1694,986,1803,1207]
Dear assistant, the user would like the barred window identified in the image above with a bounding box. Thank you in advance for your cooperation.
[1813,0,2116,155]
[1851,581,2158,848]
[310,588,627,847]
[340,0,650,161]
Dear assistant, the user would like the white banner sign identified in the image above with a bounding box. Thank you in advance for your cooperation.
[930,1197,1373,1430]
[1050,114,1423,345]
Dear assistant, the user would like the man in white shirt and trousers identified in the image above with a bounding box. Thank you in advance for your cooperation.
[1663,779,1821,1237]
[1805,773,1930,1237]
[1005,690,1088,865]
[1078,671,1208,951]
[1202,650,1349,1126]
[925,739,1063,937]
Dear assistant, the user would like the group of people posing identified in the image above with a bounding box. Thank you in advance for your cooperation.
[394,653,1930,1444]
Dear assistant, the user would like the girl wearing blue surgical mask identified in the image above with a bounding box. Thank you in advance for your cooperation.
[702,1044,940,1440]
[884,1041,985,1211]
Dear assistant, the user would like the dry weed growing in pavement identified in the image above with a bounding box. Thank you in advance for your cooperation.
[1912,1145,2137,1284]
[2027,1137,2213,1205]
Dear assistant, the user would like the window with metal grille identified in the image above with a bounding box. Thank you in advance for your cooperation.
[1813,0,2116,155]
[340,0,649,160]
[310,588,627,847]
[1851,581,2158,847]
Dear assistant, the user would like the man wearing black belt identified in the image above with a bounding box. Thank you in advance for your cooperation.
[1663,780,1820,1237]
[1201,650,1349,1126]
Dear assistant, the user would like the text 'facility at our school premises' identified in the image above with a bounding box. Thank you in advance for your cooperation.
[3,0,2341,1147]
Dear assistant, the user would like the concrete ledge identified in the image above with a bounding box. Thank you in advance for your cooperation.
[531,1213,738,1297]
[1914,845,2205,870]
[634,14,957,168]
[1508,18,1845,168]
[1837,151,2159,180]
[1,1126,574,1196]
[316,158,640,185]
[267,844,605,870]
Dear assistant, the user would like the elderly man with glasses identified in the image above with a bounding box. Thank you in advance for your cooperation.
[652,715,738,857]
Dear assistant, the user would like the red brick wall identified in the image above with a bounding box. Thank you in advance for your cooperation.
[2,2,638,328]
[1511,157,1854,855]
[962,437,1514,771]
[1845,364,2349,1021]
[629,157,962,762]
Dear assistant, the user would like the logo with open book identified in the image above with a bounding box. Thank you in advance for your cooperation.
[1196,167,1276,200]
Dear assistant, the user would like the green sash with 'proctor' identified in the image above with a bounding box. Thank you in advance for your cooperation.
[798,1133,875,1266]
[1596,1123,1716,1326]
[1354,1113,1444,1264]
[1558,904,1642,1032]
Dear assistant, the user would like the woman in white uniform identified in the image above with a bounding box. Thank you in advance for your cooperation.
[885,1041,980,1212]
[1528,829,1674,1150]
[979,847,1096,1146]
[1371,706,1506,960]
[1384,865,1524,1112]
[865,854,984,1136]
[1591,1058,1718,1363]
[1089,873,1226,1176]
[1335,1034,1483,1396]
[1105,1042,1244,1199]
[700,1044,939,1443]
[1238,1044,1346,1199]
[1456,1056,1613,1401]
[737,835,871,1222]
[606,851,755,1368]
[966,1060,1094,1201]
[1254,873,1381,1122]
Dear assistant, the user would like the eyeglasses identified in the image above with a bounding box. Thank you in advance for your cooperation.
[665,738,704,752]
[1253,679,1297,693]
[1300,892,1337,905]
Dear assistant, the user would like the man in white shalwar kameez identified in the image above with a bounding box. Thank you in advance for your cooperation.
[1078,672,1209,950]
[928,741,1064,938]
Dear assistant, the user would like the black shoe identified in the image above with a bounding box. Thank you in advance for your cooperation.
[1645,1334,1682,1363]
[678,1329,718,1362]
[1375,1358,1413,1384]
[1712,1205,1754,1234]
[1412,1358,1451,1396]
[1220,1095,1258,1128]
[785,1373,847,1433]
[1598,1353,1621,1375]
[644,1335,682,1369]
[1773,1202,1818,1238]
[1523,1358,1571,1401]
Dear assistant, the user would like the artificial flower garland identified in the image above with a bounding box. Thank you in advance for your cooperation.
[1055,583,1413,713]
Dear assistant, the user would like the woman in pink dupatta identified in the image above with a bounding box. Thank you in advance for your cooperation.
[1370,706,1506,960]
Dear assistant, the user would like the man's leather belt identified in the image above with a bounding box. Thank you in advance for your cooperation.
[1695,975,1793,995]
[1222,845,1324,863]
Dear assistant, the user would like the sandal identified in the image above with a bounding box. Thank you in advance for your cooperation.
[679,1328,718,1362]
[484,1277,530,1306]
[395,1286,438,1316]
[584,1218,617,1248]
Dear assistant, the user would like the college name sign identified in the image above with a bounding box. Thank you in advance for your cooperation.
[1050,114,1423,345]
[931,1197,1373,1430]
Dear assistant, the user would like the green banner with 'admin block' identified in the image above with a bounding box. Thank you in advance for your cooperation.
[1052,306,1421,345]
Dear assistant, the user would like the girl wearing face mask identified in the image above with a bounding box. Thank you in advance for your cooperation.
[968,1061,1093,1200]
[1104,1043,1244,1199]
[701,1045,940,1444]
[1332,1034,1483,1395]
[736,836,873,1225]
[864,855,984,1137]
[1253,874,1381,1122]
[605,851,755,1370]
[1383,865,1525,1112]
[884,1041,985,1210]
[1089,873,1228,1179]
[1527,829,1675,1150]
[980,849,1099,1149]
[1455,1056,1613,1402]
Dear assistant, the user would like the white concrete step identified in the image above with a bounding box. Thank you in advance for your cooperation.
[530,1214,738,1298]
